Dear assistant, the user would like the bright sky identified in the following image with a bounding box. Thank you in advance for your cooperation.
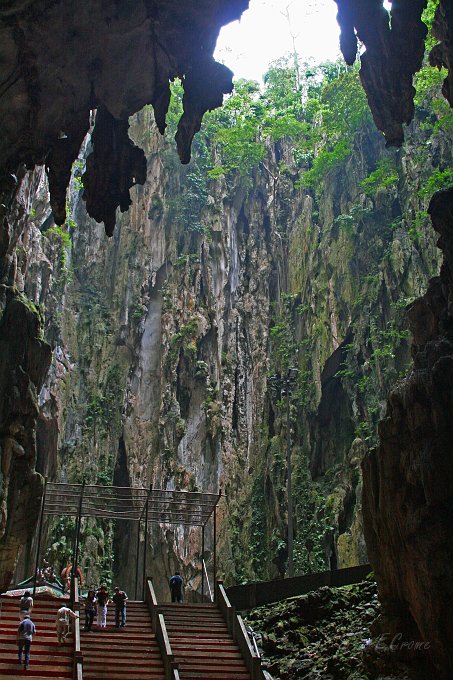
[215,0,342,83]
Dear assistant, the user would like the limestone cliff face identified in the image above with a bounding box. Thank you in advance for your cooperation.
[9,97,450,601]
[0,0,250,595]
[0,169,52,590]
[362,187,453,680]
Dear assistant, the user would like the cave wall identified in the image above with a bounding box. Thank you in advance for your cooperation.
[0,6,452,676]
[0,0,249,592]
[362,189,453,679]
[0,169,52,590]
[0,0,248,228]
[8,88,449,600]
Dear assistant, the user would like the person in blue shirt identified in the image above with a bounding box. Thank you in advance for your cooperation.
[17,614,36,670]
[169,571,183,603]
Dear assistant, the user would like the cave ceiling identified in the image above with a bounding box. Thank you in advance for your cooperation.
[0,0,451,234]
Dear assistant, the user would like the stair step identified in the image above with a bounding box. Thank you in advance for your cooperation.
[0,662,72,677]
[171,647,242,658]
[83,673,165,680]
[179,669,249,676]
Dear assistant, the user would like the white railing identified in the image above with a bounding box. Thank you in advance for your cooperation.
[202,559,213,602]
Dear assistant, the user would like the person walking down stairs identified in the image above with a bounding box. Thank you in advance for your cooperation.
[17,613,36,671]
[56,605,79,644]
[112,586,128,628]
[95,584,110,627]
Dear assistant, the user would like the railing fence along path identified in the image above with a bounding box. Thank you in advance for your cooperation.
[216,581,265,680]
[146,578,180,680]
[226,563,372,610]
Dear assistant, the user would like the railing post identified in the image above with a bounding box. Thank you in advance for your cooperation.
[72,480,85,605]
[213,503,217,601]
[142,489,150,600]
[134,517,140,600]
[33,476,47,597]
[73,577,83,680]
[201,525,205,600]
[216,581,234,633]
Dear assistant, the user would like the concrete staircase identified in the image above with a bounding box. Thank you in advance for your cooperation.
[1,590,262,679]
[159,603,251,679]
[0,596,74,678]
[80,600,165,680]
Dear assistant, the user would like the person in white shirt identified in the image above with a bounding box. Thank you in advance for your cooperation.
[19,591,33,620]
[55,606,79,644]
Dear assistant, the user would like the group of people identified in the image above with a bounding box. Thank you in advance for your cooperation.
[83,585,128,631]
[15,585,128,671]
[17,590,80,670]
[15,573,184,670]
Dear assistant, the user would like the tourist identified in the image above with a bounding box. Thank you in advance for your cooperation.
[83,589,97,632]
[95,584,109,627]
[169,571,183,603]
[112,586,128,627]
[55,605,79,644]
[17,613,36,670]
[19,590,33,620]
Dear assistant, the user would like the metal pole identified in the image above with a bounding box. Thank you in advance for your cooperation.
[213,491,221,600]
[142,496,149,600]
[33,477,48,597]
[286,378,294,578]
[72,480,85,603]
[134,518,140,600]
[201,525,205,600]
[213,507,217,600]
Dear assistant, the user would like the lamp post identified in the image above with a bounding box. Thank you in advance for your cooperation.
[268,367,298,578]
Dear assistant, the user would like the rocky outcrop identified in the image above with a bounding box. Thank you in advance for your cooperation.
[0,171,51,590]
[335,0,452,146]
[362,188,453,678]
[0,0,247,230]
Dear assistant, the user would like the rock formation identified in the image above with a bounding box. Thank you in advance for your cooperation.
[362,187,453,679]
[335,0,451,147]
[0,0,247,230]
[0,169,51,588]
[0,0,248,592]
[0,3,452,678]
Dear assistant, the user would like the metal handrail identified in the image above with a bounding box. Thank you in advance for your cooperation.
[202,560,213,602]
[73,578,83,680]
[246,625,261,658]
